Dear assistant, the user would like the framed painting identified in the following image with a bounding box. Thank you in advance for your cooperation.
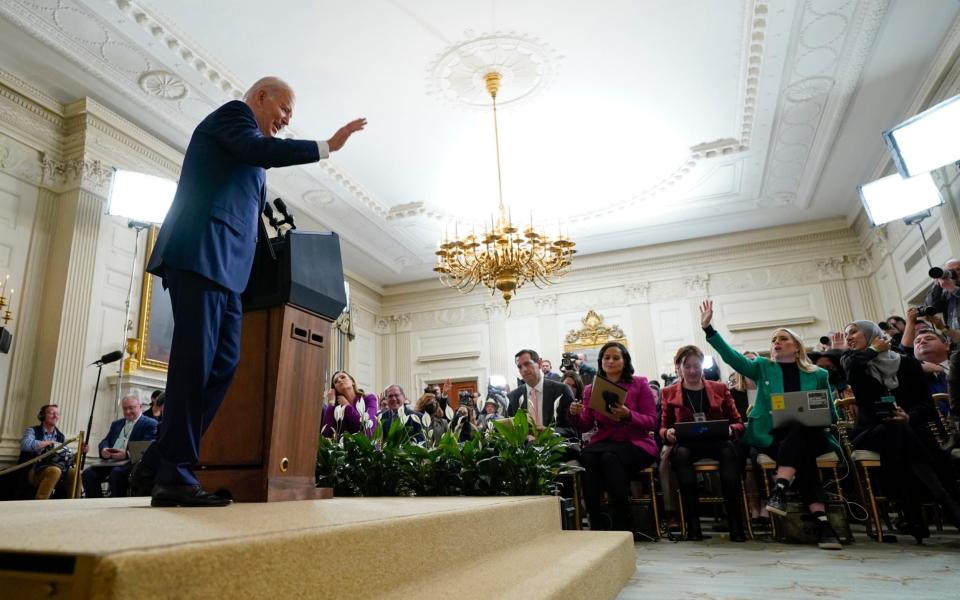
[134,225,174,372]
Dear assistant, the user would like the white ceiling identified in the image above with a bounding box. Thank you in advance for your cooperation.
[1,0,958,288]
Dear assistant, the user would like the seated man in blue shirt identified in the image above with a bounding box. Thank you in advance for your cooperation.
[82,394,158,498]
[19,404,79,499]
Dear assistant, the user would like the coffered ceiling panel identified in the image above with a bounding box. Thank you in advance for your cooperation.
[1,0,957,286]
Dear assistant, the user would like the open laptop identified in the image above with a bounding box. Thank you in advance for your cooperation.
[125,440,152,465]
[770,390,832,428]
[674,419,729,443]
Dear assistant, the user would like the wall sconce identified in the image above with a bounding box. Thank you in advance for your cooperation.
[0,274,15,354]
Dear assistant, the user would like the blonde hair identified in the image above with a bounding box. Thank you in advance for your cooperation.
[769,328,818,373]
[731,351,758,391]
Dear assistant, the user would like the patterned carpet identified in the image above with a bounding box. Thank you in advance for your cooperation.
[617,529,960,599]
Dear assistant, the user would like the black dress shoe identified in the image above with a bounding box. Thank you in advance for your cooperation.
[151,483,232,507]
[728,529,747,543]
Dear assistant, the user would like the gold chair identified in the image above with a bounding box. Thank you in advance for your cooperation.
[755,449,846,534]
[675,458,754,540]
[627,466,662,538]
[835,397,886,540]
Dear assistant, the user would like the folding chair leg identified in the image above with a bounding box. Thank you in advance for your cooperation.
[741,476,754,540]
[861,465,884,541]
[647,469,661,538]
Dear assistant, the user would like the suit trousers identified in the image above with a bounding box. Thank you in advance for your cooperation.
[153,267,242,486]
[82,464,131,498]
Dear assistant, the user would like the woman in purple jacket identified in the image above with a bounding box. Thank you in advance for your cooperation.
[570,342,658,531]
[321,370,378,438]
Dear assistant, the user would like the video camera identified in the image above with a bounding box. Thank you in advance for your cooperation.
[560,352,578,372]
[929,267,958,281]
[458,389,474,407]
[913,305,939,317]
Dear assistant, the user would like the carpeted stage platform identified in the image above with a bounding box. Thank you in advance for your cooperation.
[0,495,634,599]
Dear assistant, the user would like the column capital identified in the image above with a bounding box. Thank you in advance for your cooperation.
[40,156,112,196]
[815,256,847,281]
[683,274,709,297]
[533,294,558,315]
[624,282,651,304]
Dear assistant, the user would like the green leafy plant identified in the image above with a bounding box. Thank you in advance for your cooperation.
[316,409,575,498]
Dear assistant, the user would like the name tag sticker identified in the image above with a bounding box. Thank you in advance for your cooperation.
[771,395,785,410]
[807,391,829,410]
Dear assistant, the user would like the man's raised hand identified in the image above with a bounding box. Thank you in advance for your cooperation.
[327,118,367,152]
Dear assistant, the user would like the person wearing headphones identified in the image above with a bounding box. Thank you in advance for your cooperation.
[18,404,82,499]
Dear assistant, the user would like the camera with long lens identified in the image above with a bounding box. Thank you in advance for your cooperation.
[929,267,958,281]
[819,335,831,345]
[560,351,578,372]
[914,305,939,317]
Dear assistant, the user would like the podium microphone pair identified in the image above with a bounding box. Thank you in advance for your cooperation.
[263,198,297,236]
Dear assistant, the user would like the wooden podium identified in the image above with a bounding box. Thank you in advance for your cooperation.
[197,231,346,502]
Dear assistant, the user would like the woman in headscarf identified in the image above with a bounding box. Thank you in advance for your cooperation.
[840,320,960,541]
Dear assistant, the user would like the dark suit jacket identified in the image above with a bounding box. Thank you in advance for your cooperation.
[507,378,576,429]
[98,416,158,455]
[147,100,321,293]
[378,409,424,441]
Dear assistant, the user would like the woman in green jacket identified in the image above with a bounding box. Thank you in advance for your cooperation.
[700,300,843,550]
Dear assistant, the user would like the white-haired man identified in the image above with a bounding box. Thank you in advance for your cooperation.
[82,394,157,498]
[142,77,365,507]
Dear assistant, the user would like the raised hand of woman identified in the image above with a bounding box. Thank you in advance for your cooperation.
[699,299,714,329]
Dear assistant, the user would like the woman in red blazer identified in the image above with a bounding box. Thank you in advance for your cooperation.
[661,345,745,541]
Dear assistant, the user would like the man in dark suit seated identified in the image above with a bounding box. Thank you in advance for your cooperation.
[82,394,158,498]
[139,76,365,507]
[508,349,577,438]
[378,385,424,442]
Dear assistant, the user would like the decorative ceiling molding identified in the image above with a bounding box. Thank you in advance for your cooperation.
[426,31,562,109]
[759,0,890,208]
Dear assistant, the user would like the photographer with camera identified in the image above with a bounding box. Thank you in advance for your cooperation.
[924,258,960,331]
[838,320,960,540]
[451,390,479,442]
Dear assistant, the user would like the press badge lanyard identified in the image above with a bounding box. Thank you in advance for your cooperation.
[684,388,707,422]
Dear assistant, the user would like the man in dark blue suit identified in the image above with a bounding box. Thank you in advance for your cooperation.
[144,76,365,507]
[377,385,424,442]
[82,394,158,498]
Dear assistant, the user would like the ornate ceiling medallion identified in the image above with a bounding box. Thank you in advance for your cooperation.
[427,31,561,109]
[138,70,188,100]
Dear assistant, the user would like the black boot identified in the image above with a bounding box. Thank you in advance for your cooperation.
[901,501,930,545]
[725,497,747,542]
[911,462,960,529]
[681,494,704,541]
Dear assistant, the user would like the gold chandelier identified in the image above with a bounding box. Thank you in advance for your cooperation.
[434,72,576,306]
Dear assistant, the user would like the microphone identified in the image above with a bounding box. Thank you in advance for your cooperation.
[263,203,280,230]
[273,198,297,231]
[90,350,123,366]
